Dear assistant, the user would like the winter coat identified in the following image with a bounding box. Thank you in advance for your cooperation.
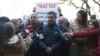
[0,34,26,56]
[70,21,91,56]
[73,28,100,56]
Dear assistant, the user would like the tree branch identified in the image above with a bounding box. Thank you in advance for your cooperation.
[93,0,100,5]
[86,2,91,15]
[71,3,80,9]
[93,0,100,12]
[70,0,80,9]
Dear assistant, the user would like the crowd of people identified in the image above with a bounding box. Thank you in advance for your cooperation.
[0,8,100,56]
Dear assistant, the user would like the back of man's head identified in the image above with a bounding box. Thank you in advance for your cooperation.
[0,16,10,51]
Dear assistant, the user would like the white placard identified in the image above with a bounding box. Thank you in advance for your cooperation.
[35,2,59,22]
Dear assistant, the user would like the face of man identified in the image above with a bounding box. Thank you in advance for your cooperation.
[30,14,37,26]
[48,14,56,24]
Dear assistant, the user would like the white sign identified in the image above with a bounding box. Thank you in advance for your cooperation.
[35,2,59,22]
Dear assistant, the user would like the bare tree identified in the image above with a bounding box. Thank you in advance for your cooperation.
[70,0,91,15]
[81,0,91,16]
[70,0,80,9]
[93,0,100,12]
[58,0,100,17]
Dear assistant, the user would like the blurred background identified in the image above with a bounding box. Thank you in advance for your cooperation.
[0,0,100,21]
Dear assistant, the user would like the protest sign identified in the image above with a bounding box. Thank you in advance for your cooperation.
[35,2,59,22]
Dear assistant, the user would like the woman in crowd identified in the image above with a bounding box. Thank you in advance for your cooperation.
[11,19,21,34]
[87,19,99,56]
[18,18,26,32]
[0,16,26,56]
[63,19,100,56]
[69,10,89,56]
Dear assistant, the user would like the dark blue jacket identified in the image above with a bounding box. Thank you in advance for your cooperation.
[39,23,62,50]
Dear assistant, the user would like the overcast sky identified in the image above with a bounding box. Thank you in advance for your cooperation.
[0,0,99,21]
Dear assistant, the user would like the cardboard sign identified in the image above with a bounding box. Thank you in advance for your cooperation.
[35,2,59,22]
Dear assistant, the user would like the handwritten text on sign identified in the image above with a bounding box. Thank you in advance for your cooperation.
[37,3,56,8]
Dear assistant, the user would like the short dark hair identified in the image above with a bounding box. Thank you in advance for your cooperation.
[0,16,10,23]
[48,11,57,18]
[0,16,10,27]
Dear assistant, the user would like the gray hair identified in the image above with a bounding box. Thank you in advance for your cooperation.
[57,16,68,23]
[11,19,19,25]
